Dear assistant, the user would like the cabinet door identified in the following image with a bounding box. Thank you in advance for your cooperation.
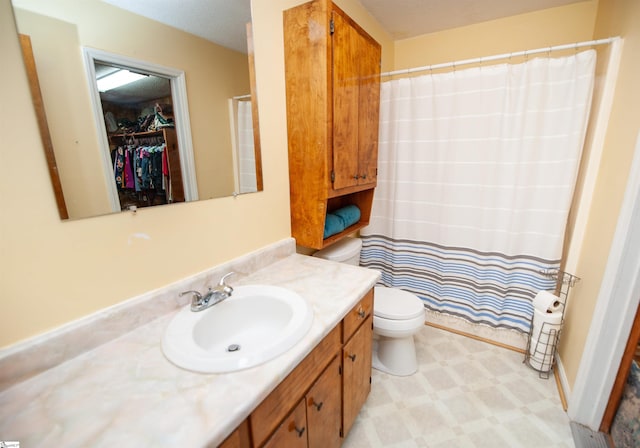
[332,9,381,191]
[307,356,342,448]
[263,398,308,448]
[332,9,360,190]
[342,314,373,436]
[356,29,381,187]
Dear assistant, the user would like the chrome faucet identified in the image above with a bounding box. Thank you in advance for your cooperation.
[180,272,234,312]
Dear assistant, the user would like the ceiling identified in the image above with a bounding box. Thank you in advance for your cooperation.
[103,0,587,50]
[102,0,252,53]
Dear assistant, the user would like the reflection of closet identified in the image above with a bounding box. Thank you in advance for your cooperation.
[284,0,381,250]
[108,128,184,210]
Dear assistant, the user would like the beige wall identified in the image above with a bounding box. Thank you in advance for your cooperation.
[0,0,290,348]
[394,1,598,70]
[14,0,251,216]
[558,0,640,389]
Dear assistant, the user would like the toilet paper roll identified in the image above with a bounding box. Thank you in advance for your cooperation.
[530,308,562,353]
[533,290,562,313]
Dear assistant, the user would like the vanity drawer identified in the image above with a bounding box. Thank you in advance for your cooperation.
[250,324,341,446]
[342,289,373,342]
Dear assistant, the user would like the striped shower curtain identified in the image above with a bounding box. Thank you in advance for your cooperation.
[361,51,596,335]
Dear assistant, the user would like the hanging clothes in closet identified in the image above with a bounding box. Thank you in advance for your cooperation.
[110,132,172,209]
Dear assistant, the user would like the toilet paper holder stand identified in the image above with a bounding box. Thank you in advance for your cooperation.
[524,269,581,379]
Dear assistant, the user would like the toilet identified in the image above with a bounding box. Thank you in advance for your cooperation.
[314,237,425,376]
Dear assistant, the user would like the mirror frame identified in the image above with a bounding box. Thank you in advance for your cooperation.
[19,33,69,218]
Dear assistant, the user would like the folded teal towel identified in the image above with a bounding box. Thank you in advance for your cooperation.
[323,213,345,239]
[333,205,361,228]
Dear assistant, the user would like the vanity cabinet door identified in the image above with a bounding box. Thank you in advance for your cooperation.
[262,399,308,448]
[342,313,373,436]
[306,355,342,448]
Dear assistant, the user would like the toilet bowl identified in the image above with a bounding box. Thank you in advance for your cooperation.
[313,237,425,376]
[372,286,425,376]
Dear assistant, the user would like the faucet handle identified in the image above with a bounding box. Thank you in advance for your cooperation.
[179,290,202,300]
[218,272,234,294]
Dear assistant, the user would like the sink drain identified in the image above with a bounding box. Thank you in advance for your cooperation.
[227,344,241,352]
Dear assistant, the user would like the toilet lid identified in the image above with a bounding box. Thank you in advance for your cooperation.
[374,286,424,320]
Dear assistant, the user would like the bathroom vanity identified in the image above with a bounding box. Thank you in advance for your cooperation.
[0,239,379,447]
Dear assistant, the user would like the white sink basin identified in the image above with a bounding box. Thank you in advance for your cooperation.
[162,285,313,373]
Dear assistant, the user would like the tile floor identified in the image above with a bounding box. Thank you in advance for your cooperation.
[343,325,574,448]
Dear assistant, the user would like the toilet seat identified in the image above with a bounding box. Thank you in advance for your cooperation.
[374,286,424,320]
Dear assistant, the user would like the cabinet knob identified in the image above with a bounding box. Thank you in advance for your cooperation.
[361,174,367,179]
[353,174,360,180]
[289,421,306,438]
[357,308,365,318]
[347,353,357,362]
[310,398,323,411]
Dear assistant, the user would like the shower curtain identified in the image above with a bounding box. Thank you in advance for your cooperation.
[360,51,596,335]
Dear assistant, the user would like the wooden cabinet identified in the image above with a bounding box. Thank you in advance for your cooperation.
[284,0,381,249]
[237,289,374,448]
[341,291,374,436]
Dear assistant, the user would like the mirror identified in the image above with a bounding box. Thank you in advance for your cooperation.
[12,0,263,220]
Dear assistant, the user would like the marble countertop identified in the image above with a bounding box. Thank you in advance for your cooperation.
[0,253,379,447]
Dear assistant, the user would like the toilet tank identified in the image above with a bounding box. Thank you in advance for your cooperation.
[313,237,362,266]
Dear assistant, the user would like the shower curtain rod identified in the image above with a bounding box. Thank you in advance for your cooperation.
[380,36,619,77]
